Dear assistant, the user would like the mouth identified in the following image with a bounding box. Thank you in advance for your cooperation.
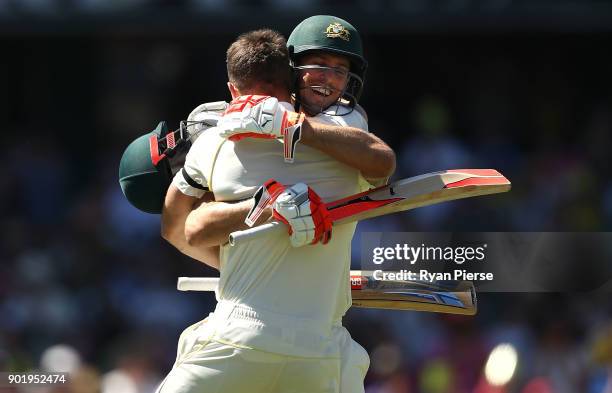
[311,87,332,97]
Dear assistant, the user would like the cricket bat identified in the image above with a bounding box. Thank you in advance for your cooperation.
[177,271,477,315]
[349,271,477,315]
[229,169,511,246]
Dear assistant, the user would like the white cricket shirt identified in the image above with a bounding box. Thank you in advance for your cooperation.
[173,102,370,357]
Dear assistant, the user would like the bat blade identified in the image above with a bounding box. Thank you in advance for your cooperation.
[177,271,477,315]
[328,169,510,224]
[229,168,510,245]
[349,271,477,315]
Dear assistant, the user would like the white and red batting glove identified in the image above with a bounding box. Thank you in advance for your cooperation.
[245,179,332,247]
[218,95,305,163]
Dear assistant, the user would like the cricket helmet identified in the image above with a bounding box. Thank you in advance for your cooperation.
[119,121,185,214]
[288,15,367,112]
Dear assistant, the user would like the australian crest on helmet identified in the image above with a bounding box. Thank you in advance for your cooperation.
[325,22,350,41]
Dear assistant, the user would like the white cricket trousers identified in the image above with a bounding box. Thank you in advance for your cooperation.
[156,339,341,393]
[156,317,368,393]
[333,325,369,393]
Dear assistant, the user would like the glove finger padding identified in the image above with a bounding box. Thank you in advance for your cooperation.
[245,179,286,227]
[218,96,281,141]
[218,95,305,163]
[253,97,282,135]
[273,183,332,247]
[274,183,310,217]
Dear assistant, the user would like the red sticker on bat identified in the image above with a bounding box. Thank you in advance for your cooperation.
[351,275,365,290]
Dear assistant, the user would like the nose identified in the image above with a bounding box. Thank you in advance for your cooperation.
[310,69,329,84]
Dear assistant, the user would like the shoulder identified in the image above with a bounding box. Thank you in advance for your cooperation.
[354,104,368,123]
[187,125,224,158]
[316,104,369,131]
[175,126,226,196]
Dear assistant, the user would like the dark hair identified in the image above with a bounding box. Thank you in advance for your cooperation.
[226,29,292,93]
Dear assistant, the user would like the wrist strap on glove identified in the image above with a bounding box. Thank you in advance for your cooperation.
[283,112,305,163]
[306,187,332,244]
[245,179,286,227]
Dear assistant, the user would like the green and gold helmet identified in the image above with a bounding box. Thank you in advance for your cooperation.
[288,15,367,113]
[119,122,173,214]
[119,121,194,214]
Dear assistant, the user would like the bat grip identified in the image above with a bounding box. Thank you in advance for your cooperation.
[228,221,286,246]
[177,277,219,291]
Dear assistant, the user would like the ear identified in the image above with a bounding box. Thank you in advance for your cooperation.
[227,82,240,99]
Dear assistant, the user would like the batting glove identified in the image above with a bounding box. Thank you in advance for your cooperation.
[218,95,305,163]
[245,179,332,247]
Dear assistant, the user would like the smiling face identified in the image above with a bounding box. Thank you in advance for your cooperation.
[295,51,351,115]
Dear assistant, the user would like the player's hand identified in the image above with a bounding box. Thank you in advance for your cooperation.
[245,179,332,247]
[273,183,332,247]
[218,95,305,162]
[219,95,304,140]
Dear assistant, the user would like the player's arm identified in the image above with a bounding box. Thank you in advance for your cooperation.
[161,185,221,269]
[217,96,395,179]
[158,100,236,268]
[183,198,271,248]
[183,180,331,248]
[299,118,395,179]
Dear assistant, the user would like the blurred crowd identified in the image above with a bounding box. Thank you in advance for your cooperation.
[1,8,612,393]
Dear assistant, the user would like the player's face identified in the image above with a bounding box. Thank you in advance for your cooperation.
[296,51,351,114]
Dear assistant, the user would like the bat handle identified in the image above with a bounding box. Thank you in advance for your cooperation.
[177,277,219,291]
[229,221,286,246]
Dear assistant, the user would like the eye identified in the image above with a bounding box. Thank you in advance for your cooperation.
[296,64,349,80]
[332,67,349,79]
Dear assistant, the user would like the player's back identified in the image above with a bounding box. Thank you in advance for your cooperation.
[181,103,370,357]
